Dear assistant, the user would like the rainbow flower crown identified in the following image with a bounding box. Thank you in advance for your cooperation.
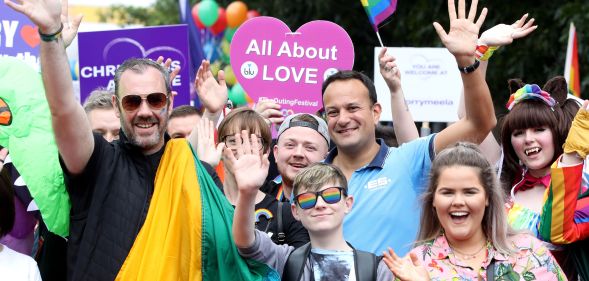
[506,84,556,111]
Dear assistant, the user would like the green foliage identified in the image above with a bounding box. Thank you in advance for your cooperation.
[101,0,589,109]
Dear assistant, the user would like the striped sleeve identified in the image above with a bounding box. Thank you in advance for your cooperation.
[539,160,589,244]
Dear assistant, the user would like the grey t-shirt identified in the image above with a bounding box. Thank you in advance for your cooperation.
[238,229,393,281]
[310,249,355,280]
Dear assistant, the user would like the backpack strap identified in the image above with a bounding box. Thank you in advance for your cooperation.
[282,242,311,281]
[350,242,379,281]
[277,201,286,243]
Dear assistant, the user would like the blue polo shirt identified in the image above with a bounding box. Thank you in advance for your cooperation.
[325,135,435,256]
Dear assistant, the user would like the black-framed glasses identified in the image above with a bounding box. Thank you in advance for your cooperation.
[295,187,347,210]
[117,92,168,112]
[221,135,265,151]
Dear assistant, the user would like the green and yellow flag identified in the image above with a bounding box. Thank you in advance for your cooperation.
[117,139,278,280]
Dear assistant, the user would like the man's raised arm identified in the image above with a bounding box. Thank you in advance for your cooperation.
[5,0,93,174]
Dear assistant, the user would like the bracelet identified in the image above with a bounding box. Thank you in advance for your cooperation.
[458,59,480,74]
[38,23,63,42]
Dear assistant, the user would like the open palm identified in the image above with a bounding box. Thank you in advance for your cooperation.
[433,0,487,57]
[195,60,228,113]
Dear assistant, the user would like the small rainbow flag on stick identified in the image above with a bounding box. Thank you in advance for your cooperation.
[360,0,398,46]
[564,22,581,97]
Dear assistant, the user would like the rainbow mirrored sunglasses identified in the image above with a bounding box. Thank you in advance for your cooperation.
[294,187,347,210]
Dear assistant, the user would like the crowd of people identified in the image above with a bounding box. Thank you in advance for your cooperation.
[1,0,588,280]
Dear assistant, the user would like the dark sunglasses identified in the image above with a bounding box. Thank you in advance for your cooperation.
[118,92,168,112]
[295,187,347,210]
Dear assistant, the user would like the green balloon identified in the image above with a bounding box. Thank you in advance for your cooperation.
[198,0,219,27]
[229,84,247,106]
[224,27,237,42]
[210,61,222,76]
[221,38,231,55]
[224,65,236,86]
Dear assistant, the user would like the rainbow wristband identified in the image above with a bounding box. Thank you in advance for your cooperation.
[475,45,499,61]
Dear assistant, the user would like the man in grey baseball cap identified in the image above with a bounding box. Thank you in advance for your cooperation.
[260,113,330,201]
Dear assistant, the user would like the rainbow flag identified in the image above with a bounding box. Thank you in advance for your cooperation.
[539,161,589,244]
[361,0,398,31]
[116,139,278,280]
[564,23,582,97]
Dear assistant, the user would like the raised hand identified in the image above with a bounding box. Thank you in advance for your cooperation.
[433,0,487,59]
[5,0,63,34]
[195,60,228,114]
[562,100,589,160]
[59,0,83,48]
[383,248,430,281]
[254,99,284,126]
[378,48,402,93]
[156,56,181,97]
[223,130,269,195]
[479,14,537,47]
[195,118,224,167]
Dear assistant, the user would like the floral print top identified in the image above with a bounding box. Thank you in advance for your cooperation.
[409,234,567,281]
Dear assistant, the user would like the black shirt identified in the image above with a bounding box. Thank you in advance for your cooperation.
[254,194,309,248]
[62,132,221,280]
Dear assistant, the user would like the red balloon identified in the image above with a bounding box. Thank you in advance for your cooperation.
[209,7,227,36]
[247,10,260,20]
[191,4,205,29]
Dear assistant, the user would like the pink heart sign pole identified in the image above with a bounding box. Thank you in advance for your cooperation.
[230,17,354,116]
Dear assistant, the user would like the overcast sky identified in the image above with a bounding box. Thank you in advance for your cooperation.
[69,0,156,7]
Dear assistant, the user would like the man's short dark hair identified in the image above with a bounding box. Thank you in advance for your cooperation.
[169,105,202,120]
[0,168,15,237]
[83,88,114,113]
[113,58,171,98]
[321,70,378,105]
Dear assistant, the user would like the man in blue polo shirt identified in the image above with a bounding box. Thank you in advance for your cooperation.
[321,0,495,256]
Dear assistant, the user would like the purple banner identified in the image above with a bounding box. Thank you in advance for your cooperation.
[0,4,40,70]
[78,25,191,106]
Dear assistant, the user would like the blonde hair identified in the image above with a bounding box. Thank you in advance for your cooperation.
[293,163,347,196]
[416,142,518,255]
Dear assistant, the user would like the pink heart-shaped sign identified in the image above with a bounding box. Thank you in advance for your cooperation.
[231,17,354,115]
[20,25,40,48]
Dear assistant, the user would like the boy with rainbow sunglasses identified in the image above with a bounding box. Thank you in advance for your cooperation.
[227,130,392,280]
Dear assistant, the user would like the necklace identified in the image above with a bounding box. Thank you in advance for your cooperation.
[449,241,487,260]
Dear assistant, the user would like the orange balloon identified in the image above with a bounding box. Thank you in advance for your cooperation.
[226,1,248,28]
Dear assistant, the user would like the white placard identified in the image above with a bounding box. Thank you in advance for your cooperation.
[374,47,462,122]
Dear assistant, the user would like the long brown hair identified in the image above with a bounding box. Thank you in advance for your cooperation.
[416,143,518,255]
[499,77,580,187]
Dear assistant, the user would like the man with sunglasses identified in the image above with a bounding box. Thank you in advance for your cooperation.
[227,132,392,280]
[3,1,227,279]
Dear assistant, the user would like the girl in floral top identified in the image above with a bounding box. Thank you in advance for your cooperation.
[383,143,566,281]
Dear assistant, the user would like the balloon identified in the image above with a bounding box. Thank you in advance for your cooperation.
[191,4,205,29]
[223,65,236,86]
[246,10,260,20]
[202,41,219,62]
[224,27,237,42]
[229,84,247,106]
[197,0,219,27]
[221,38,230,56]
[210,61,222,76]
[226,1,248,28]
[209,7,227,35]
